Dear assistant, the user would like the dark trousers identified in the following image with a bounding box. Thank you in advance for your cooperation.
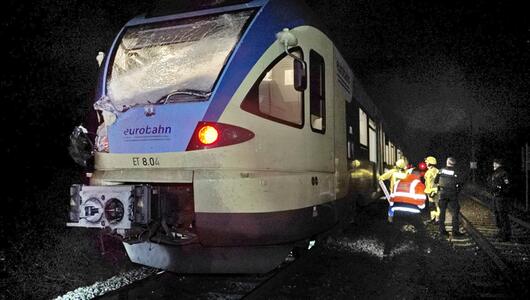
[439,194,460,233]
[493,196,511,239]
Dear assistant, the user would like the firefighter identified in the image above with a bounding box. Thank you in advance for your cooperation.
[379,159,409,193]
[488,158,512,242]
[435,157,463,237]
[424,156,440,224]
[379,159,410,222]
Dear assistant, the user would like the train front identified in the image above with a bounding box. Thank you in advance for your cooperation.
[67,0,315,273]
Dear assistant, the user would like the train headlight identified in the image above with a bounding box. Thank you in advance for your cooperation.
[104,198,125,224]
[68,185,151,230]
[198,125,219,145]
[83,198,103,223]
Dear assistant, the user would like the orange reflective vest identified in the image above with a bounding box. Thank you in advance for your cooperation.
[390,174,426,208]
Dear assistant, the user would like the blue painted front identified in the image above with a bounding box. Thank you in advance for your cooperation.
[108,102,209,153]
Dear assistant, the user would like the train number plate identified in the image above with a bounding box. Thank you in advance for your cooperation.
[132,156,161,167]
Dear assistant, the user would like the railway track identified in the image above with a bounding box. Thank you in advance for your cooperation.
[87,240,317,300]
[455,194,530,297]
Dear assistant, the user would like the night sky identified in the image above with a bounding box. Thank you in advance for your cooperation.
[2,0,529,182]
[305,0,529,162]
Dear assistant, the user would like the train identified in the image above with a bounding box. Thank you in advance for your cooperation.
[67,0,408,273]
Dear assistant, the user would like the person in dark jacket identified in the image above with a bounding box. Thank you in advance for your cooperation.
[488,158,512,242]
[435,157,464,237]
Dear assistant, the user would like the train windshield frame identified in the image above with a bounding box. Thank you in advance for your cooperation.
[106,9,255,111]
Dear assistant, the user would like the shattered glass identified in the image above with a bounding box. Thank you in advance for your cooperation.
[104,10,253,112]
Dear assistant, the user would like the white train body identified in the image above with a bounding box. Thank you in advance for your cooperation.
[67,0,406,273]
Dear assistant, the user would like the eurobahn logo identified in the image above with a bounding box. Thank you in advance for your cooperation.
[123,125,172,141]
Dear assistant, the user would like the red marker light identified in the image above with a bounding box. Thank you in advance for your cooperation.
[198,125,219,145]
[186,121,255,151]
[418,162,427,171]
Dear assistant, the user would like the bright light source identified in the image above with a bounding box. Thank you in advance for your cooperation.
[308,240,316,250]
[198,125,219,145]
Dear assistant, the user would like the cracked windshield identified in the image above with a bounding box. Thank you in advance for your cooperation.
[106,10,254,111]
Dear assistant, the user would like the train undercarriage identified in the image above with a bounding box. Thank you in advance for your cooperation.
[68,183,342,273]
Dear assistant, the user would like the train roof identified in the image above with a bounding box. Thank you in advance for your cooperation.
[127,0,268,26]
[146,0,257,18]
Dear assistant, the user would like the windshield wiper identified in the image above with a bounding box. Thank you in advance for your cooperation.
[156,89,212,104]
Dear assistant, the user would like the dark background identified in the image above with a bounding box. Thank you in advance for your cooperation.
[1,0,528,255]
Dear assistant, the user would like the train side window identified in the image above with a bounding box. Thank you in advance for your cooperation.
[359,108,368,146]
[379,129,385,168]
[385,142,389,164]
[240,50,304,128]
[388,142,396,165]
[369,118,377,163]
[310,50,325,133]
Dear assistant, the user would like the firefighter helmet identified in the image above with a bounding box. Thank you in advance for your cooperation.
[396,159,407,169]
[425,156,437,165]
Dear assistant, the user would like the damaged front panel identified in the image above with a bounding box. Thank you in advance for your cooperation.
[68,184,196,245]
[68,185,151,231]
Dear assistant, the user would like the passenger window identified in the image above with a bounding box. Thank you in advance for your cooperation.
[369,118,377,163]
[241,50,303,128]
[385,143,389,164]
[310,50,325,133]
[388,142,396,165]
[359,108,368,146]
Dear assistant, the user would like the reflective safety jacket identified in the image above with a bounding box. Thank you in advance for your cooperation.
[390,173,426,208]
[424,167,439,194]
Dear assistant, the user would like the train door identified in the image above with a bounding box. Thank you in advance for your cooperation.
[345,101,356,165]
[305,45,335,226]
[306,49,333,172]
[368,117,378,189]
[345,100,357,193]
[378,125,385,174]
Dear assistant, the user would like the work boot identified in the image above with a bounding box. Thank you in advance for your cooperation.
[387,215,393,223]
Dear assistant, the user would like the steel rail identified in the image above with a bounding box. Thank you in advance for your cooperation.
[458,213,511,277]
[466,194,530,230]
[243,224,343,299]
[242,252,309,299]
[459,194,529,296]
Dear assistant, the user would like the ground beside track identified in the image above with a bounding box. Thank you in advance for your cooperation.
[260,200,504,299]
[97,198,508,299]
